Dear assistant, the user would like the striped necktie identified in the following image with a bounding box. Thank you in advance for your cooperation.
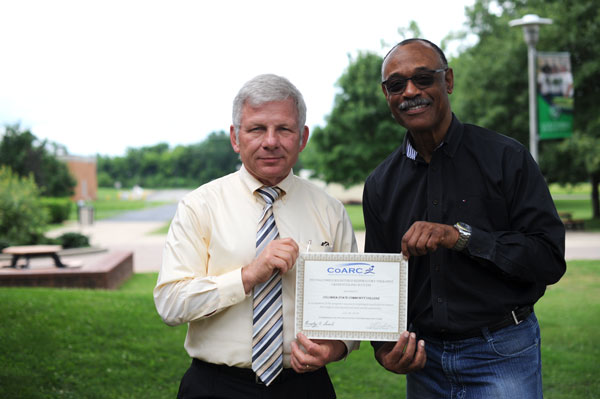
[252,186,283,385]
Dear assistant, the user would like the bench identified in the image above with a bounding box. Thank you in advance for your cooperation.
[2,245,66,269]
[558,212,585,230]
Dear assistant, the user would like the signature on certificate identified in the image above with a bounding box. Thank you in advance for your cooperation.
[304,320,336,328]
[366,321,394,330]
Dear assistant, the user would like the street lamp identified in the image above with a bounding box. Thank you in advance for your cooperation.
[509,14,552,163]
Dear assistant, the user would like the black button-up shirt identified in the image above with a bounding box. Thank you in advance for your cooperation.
[363,115,566,335]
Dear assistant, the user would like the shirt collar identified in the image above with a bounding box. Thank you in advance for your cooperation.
[238,165,293,200]
[403,113,463,160]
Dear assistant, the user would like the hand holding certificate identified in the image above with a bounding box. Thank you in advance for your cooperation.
[295,252,408,341]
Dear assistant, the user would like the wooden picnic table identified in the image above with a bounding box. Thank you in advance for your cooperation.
[558,212,585,230]
[2,245,66,268]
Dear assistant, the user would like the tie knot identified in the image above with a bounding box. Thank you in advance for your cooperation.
[257,187,280,205]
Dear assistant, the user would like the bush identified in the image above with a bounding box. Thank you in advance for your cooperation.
[40,197,73,224]
[57,232,90,249]
[0,166,48,245]
[0,238,11,251]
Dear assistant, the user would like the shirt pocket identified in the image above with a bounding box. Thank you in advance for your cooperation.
[456,196,509,231]
[299,240,333,253]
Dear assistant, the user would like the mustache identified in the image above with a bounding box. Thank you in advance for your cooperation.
[398,97,431,111]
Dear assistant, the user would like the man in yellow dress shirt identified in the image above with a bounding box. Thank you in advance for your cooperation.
[154,74,358,398]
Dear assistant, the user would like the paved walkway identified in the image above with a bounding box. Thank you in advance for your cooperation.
[47,220,600,273]
[43,189,599,272]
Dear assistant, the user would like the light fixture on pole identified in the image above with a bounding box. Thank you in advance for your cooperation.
[509,14,552,163]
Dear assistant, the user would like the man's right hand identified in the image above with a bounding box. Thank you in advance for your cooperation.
[401,221,459,258]
[375,331,427,374]
[241,238,299,294]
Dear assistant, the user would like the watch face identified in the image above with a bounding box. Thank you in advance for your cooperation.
[456,222,471,234]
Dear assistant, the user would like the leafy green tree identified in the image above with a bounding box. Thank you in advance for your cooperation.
[301,22,432,187]
[302,51,404,187]
[97,131,239,188]
[302,2,599,217]
[450,0,600,218]
[0,124,76,197]
[0,166,49,247]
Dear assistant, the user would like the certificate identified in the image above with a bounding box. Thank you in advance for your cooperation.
[295,252,407,341]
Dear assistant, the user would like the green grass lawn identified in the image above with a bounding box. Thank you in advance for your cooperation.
[344,204,364,231]
[0,261,597,398]
[71,188,168,221]
[151,198,596,235]
[548,182,592,196]
[81,185,598,233]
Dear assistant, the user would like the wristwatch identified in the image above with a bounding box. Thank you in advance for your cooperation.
[452,222,472,251]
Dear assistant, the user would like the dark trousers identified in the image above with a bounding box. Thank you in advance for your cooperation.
[178,358,337,399]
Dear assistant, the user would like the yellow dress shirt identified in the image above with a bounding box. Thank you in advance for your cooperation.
[154,166,358,368]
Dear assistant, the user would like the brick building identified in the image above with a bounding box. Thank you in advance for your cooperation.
[60,155,98,201]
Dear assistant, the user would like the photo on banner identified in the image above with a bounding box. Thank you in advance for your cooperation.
[537,52,573,140]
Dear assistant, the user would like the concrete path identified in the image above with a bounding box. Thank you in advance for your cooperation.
[43,188,599,272]
[564,231,600,260]
[47,221,168,272]
[47,217,600,273]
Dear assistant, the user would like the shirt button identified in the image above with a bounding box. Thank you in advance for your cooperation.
[432,199,439,205]
[437,297,443,303]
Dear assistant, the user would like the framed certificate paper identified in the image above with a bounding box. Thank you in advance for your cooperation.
[295,252,407,341]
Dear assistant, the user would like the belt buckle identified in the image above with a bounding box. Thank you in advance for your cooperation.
[511,310,524,325]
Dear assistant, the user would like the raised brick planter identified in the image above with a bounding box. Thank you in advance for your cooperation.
[0,251,133,289]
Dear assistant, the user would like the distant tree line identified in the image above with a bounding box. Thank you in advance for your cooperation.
[97,131,240,188]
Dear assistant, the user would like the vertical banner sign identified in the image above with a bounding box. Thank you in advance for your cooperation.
[537,52,573,139]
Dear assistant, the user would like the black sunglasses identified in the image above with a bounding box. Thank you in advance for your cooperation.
[382,68,447,94]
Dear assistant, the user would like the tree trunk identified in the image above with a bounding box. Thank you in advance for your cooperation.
[592,173,600,219]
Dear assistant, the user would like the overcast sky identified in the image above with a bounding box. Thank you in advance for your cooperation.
[0,0,476,157]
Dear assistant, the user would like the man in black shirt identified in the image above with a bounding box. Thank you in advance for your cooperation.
[363,38,566,398]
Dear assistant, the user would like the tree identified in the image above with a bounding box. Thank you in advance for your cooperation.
[97,131,239,188]
[450,0,600,218]
[0,124,76,197]
[0,166,48,247]
[301,22,438,187]
[302,51,404,187]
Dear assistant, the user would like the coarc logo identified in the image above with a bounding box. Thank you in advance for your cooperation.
[327,263,375,275]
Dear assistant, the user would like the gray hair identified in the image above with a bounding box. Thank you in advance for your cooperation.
[232,74,307,142]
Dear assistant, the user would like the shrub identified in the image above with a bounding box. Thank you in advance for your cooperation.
[0,238,11,251]
[40,197,73,224]
[0,166,48,245]
[35,236,60,245]
[57,232,90,249]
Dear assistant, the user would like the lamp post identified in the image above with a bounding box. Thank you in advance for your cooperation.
[509,14,552,163]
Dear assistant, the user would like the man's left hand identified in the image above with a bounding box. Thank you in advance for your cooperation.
[290,333,347,373]
[375,331,426,374]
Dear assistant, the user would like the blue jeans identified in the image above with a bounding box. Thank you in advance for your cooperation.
[407,313,543,399]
